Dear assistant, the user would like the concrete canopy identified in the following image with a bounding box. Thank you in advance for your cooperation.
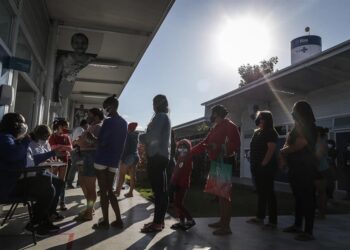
[45,0,175,105]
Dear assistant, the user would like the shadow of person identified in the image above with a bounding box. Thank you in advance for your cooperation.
[147,230,215,250]
[46,201,154,250]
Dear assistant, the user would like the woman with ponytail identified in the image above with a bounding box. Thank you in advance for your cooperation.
[93,94,127,230]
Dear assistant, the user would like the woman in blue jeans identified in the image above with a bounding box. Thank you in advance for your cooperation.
[139,94,171,233]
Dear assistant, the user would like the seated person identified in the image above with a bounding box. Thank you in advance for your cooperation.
[27,125,65,221]
[0,113,58,237]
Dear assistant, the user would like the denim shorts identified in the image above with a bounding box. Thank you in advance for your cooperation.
[77,151,96,177]
[122,154,139,166]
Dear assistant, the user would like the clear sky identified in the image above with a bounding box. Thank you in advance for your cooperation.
[118,0,350,130]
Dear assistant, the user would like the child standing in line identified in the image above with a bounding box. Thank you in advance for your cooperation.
[170,139,196,230]
[49,118,73,211]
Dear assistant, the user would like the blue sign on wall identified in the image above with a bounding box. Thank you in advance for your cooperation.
[6,57,31,73]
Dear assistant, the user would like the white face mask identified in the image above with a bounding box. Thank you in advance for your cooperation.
[17,123,28,139]
[177,147,189,157]
[347,146,350,151]
[38,139,47,146]
[327,144,333,149]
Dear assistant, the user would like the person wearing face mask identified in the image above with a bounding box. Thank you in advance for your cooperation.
[343,141,350,200]
[27,125,65,222]
[170,139,196,231]
[280,101,318,241]
[49,118,73,211]
[93,95,127,230]
[191,105,240,236]
[115,122,139,198]
[66,119,89,189]
[139,94,171,233]
[246,111,278,228]
[0,113,57,236]
[73,108,104,221]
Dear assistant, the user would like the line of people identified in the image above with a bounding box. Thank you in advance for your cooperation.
[0,95,340,241]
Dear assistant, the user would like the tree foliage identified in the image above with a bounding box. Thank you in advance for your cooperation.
[238,57,278,87]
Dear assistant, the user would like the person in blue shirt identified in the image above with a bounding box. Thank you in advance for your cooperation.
[0,113,58,236]
[93,95,127,230]
[115,122,139,198]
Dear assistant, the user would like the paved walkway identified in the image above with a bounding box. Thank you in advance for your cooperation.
[1,187,350,249]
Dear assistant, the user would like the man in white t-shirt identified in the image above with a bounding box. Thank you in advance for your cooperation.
[67,119,89,188]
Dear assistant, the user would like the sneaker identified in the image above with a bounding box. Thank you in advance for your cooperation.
[35,225,51,237]
[42,221,60,233]
[294,233,315,241]
[24,223,50,238]
[50,212,65,222]
[185,219,196,230]
[283,225,303,234]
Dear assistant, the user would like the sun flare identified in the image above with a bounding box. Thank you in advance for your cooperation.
[215,16,272,67]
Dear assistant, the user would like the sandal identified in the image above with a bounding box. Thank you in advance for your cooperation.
[208,221,222,228]
[140,223,162,233]
[74,213,93,222]
[111,220,124,229]
[92,220,109,230]
[124,193,133,198]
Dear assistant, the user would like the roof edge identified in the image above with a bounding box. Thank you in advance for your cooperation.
[201,38,350,106]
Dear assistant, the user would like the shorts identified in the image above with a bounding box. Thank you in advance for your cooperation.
[77,151,96,177]
[94,163,117,173]
[122,154,139,166]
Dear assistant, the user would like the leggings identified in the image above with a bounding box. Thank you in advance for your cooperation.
[173,187,192,222]
[147,155,169,224]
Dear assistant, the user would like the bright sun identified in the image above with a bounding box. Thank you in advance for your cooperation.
[215,16,272,67]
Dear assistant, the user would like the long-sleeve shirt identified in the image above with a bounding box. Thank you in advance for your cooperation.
[192,118,240,161]
[0,133,30,200]
[27,141,55,167]
[139,113,171,159]
[95,115,127,168]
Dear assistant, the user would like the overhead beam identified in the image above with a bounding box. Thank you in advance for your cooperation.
[58,21,152,37]
[91,58,134,68]
[76,78,124,85]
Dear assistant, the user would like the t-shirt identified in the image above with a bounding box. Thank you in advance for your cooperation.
[49,133,72,162]
[250,128,278,168]
[72,126,85,141]
[121,131,139,160]
[75,122,102,150]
